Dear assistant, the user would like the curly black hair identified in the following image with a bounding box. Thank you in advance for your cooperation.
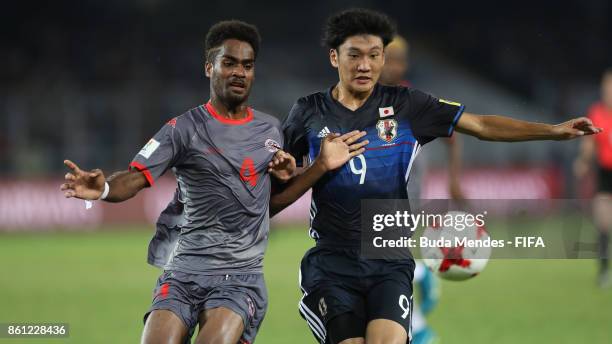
[205,20,261,62]
[322,8,396,50]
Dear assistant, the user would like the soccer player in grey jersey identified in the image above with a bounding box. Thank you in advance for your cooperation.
[60,20,368,344]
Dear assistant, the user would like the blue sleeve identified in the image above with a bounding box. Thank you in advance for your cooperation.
[405,88,465,145]
[282,98,310,167]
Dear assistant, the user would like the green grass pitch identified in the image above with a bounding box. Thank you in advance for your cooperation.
[0,226,610,343]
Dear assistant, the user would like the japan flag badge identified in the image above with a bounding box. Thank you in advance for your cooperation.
[379,106,394,118]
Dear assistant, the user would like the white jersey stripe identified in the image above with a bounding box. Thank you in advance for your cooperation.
[404,141,422,183]
[299,302,325,340]
[298,265,327,341]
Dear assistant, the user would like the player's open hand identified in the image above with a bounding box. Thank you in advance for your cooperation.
[316,130,369,171]
[552,117,603,140]
[268,150,297,183]
[60,159,106,200]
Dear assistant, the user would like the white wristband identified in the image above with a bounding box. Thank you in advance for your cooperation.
[98,182,110,200]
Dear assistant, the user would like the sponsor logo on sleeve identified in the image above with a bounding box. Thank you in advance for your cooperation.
[138,139,160,159]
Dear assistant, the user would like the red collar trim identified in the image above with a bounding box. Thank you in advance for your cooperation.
[205,101,253,125]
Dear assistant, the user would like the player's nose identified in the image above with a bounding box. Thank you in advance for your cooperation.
[232,65,247,77]
[357,59,371,72]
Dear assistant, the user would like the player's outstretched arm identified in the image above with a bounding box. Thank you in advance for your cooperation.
[60,160,148,202]
[455,112,603,142]
[269,131,368,217]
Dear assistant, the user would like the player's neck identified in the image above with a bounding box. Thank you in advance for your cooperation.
[209,97,249,120]
[332,82,375,111]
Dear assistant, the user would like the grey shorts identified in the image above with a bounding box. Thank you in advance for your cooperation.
[144,270,267,343]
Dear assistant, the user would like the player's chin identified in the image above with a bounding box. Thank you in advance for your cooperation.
[225,89,250,104]
[351,79,375,92]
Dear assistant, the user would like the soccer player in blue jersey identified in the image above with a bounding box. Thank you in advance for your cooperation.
[270,8,601,344]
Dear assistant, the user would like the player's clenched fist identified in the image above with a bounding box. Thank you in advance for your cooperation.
[268,150,297,183]
[60,159,106,200]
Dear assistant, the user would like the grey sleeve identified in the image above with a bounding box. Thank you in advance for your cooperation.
[129,117,188,186]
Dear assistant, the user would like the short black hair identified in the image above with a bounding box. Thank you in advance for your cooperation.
[322,8,396,50]
[205,20,261,63]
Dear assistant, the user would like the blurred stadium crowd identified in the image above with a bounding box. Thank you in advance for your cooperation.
[1,0,611,194]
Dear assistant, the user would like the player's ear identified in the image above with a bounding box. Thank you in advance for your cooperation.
[329,49,339,68]
[205,61,212,78]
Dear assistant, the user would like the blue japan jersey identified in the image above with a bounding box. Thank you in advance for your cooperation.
[282,84,464,245]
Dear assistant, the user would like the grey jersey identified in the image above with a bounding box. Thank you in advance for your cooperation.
[130,102,283,274]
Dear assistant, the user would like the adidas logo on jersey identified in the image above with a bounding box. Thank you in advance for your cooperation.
[317,126,331,138]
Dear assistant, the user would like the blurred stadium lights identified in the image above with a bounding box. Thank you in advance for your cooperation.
[1,0,610,229]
